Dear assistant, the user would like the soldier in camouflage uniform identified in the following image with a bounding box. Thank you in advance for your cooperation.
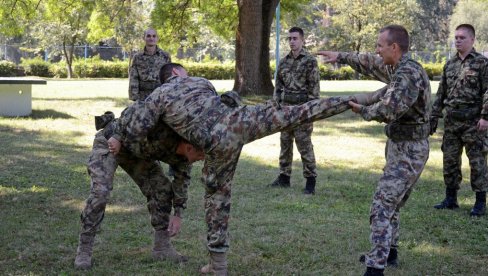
[111,63,362,275]
[271,26,320,195]
[319,25,431,276]
[430,24,488,217]
[128,28,171,101]
[73,110,204,270]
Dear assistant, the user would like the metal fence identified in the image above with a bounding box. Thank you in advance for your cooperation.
[0,44,129,64]
[1,44,487,65]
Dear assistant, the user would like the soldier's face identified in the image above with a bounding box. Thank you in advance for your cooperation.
[376,31,395,65]
[454,28,474,54]
[288,32,304,52]
[144,30,158,47]
[180,143,205,163]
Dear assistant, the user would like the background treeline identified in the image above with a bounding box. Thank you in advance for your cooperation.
[0,56,444,80]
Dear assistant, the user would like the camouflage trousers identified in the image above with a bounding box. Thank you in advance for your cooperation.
[364,138,429,269]
[279,121,317,178]
[80,132,174,236]
[199,96,351,253]
[442,119,488,192]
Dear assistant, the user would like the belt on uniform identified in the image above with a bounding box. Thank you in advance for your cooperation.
[446,106,481,121]
[385,122,430,142]
[283,92,309,104]
[139,81,160,92]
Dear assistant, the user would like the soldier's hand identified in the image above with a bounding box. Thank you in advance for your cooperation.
[316,51,339,63]
[430,117,439,135]
[348,101,363,113]
[168,215,182,237]
[477,118,488,132]
[108,137,121,155]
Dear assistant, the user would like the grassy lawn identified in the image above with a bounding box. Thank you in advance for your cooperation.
[1,79,487,275]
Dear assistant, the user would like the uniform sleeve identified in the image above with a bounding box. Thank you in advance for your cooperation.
[338,52,390,83]
[308,57,320,99]
[431,63,448,118]
[273,60,285,101]
[114,95,164,145]
[481,60,488,119]
[360,69,420,123]
[171,163,192,213]
[128,56,140,101]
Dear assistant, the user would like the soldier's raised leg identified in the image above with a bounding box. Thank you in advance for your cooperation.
[75,132,117,270]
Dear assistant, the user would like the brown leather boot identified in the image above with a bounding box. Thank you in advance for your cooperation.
[74,234,95,270]
[152,229,188,263]
[200,252,228,276]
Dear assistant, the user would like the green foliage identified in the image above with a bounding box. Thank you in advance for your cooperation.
[0,60,17,77]
[422,62,445,80]
[71,56,129,78]
[182,62,234,80]
[0,0,39,36]
[20,57,53,77]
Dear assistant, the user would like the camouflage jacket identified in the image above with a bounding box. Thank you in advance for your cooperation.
[432,48,488,119]
[128,46,171,101]
[275,48,320,103]
[338,52,431,127]
[105,114,191,212]
[114,76,220,151]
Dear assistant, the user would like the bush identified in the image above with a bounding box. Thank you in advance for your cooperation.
[20,57,52,77]
[0,61,17,77]
[183,62,234,79]
[422,63,444,80]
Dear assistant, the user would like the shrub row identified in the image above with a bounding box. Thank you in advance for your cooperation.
[1,57,446,80]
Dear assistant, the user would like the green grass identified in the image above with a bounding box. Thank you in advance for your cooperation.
[1,79,486,275]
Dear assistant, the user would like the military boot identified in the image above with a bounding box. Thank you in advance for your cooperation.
[74,233,95,270]
[270,174,290,188]
[363,267,384,276]
[470,191,486,217]
[386,247,398,267]
[152,229,189,263]
[200,252,228,276]
[303,177,316,195]
[434,188,459,209]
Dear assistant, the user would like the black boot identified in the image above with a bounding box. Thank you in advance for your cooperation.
[270,174,290,188]
[470,192,486,217]
[434,188,459,209]
[363,267,384,276]
[303,177,316,195]
[387,247,398,267]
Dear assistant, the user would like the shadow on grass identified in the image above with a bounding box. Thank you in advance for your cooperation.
[0,122,486,275]
[33,97,131,108]
[30,109,75,119]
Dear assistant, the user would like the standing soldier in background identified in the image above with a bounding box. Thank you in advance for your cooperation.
[128,28,171,101]
[270,26,320,195]
[431,24,488,217]
[319,24,431,276]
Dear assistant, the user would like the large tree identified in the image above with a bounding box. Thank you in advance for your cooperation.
[152,0,308,96]
[32,0,96,78]
[321,0,416,53]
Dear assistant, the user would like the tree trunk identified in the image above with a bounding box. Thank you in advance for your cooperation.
[62,39,75,79]
[234,0,279,96]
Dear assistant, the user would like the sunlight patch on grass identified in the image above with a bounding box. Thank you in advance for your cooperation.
[105,204,145,214]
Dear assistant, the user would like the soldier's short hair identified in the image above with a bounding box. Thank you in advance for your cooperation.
[380,25,409,53]
[455,24,475,37]
[289,26,304,37]
[144,28,157,37]
[160,63,185,83]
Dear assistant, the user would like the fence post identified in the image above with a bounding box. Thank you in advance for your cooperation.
[84,44,88,60]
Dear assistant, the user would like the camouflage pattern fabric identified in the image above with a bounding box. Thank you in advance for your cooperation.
[128,46,171,101]
[80,120,191,237]
[275,48,319,178]
[338,52,431,269]
[113,76,354,253]
[431,49,488,192]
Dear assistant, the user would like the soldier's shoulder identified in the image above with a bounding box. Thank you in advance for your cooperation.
[156,48,171,58]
